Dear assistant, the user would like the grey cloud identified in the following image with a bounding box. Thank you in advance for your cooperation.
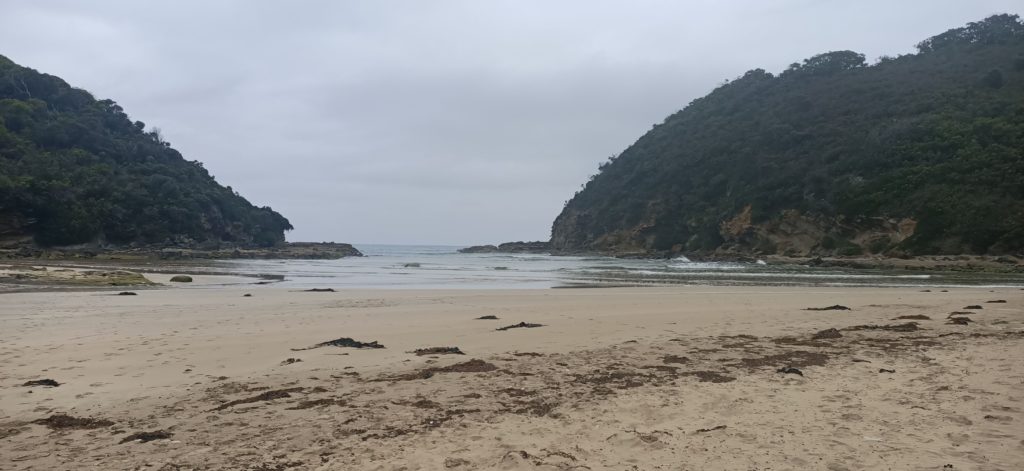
[1,1,1019,244]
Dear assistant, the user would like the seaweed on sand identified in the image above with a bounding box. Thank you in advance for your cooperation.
[496,322,544,331]
[292,337,385,351]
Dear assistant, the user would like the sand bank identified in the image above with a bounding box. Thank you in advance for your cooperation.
[1,284,1021,470]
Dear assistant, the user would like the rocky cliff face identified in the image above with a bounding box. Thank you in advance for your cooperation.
[552,205,918,258]
[716,206,917,257]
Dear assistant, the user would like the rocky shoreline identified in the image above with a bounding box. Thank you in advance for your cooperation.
[458,239,1023,273]
[766,254,1024,273]
[0,241,363,261]
[546,247,1024,273]
[458,241,551,254]
[0,264,155,289]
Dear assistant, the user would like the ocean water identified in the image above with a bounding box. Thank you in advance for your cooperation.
[204,244,1024,290]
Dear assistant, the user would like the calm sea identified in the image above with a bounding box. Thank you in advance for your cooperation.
[200,244,1024,290]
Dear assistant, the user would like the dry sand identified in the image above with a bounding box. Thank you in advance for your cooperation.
[0,280,1022,470]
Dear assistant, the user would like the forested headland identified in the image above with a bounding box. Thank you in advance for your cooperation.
[0,54,297,255]
[552,15,1024,258]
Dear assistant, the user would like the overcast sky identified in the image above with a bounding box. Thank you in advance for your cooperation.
[1,1,1019,245]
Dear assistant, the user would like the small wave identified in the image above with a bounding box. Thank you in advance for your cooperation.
[584,271,933,280]
[213,248,1021,289]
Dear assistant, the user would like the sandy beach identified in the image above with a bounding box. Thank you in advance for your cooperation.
[1,280,1022,470]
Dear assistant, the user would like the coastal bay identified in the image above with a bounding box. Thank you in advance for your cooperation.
[2,8,1024,471]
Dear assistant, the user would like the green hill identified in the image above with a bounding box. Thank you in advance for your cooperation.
[551,15,1024,257]
[0,54,292,248]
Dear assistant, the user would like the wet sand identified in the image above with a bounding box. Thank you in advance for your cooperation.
[1,283,1022,470]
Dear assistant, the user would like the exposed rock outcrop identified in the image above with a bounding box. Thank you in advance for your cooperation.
[459,241,550,254]
[458,245,499,254]
[0,242,363,260]
[715,206,918,257]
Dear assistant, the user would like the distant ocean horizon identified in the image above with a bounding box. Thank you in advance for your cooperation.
[187,244,1024,290]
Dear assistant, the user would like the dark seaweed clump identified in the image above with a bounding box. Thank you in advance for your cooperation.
[496,322,544,331]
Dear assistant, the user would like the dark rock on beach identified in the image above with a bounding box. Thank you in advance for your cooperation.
[169,275,193,283]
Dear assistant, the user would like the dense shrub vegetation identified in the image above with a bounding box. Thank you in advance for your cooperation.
[0,55,292,247]
[552,15,1024,256]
